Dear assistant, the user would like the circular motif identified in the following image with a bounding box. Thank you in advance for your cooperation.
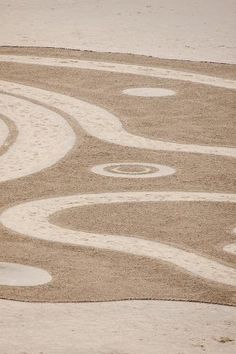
[90,162,176,179]
[0,262,52,286]
[122,87,176,97]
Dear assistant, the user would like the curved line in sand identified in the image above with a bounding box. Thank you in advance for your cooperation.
[0,80,235,157]
[0,93,76,182]
[1,191,236,286]
[0,55,236,90]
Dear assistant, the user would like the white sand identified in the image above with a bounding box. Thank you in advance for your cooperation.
[0,262,51,286]
[122,87,176,97]
[0,0,236,64]
[0,300,235,354]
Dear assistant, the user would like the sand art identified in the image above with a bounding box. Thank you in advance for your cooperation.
[1,191,236,286]
[0,75,235,157]
[0,55,236,89]
[0,49,235,353]
[0,54,235,285]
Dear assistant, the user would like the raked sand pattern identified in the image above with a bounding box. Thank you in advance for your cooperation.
[0,48,235,307]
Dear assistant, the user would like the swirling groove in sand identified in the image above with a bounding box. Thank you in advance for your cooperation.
[0,80,235,158]
[1,191,236,286]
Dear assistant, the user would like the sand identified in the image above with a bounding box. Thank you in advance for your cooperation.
[0,0,236,64]
[0,46,235,353]
[0,300,235,354]
[0,47,235,305]
[0,262,51,286]
[0,93,75,181]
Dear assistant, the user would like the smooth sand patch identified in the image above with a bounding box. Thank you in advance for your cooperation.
[0,0,236,64]
[0,300,235,354]
[0,262,51,286]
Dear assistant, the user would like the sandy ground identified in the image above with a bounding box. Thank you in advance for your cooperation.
[0,0,236,64]
[0,300,235,354]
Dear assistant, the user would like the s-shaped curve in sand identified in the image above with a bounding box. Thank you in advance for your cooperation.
[1,191,236,287]
[0,80,235,158]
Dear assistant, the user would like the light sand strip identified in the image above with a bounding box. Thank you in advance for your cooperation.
[0,118,9,149]
[0,93,76,182]
[122,87,176,97]
[1,191,236,286]
[0,299,235,354]
[0,80,235,157]
[1,55,236,90]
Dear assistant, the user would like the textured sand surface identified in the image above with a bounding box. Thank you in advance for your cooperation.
[0,0,236,63]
